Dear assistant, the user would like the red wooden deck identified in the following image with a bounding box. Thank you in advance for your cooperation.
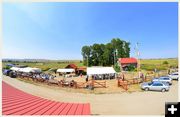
[2,81,91,115]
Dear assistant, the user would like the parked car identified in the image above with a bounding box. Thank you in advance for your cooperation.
[168,72,178,80]
[3,69,12,76]
[152,77,172,85]
[9,71,17,78]
[141,81,170,92]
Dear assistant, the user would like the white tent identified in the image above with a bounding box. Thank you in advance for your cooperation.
[57,69,75,73]
[31,68,42,73]
[87,67,116,75]
[11,67,41,73]
[10,67,21,71]
[18,67,31,73]
[20,67,41,73]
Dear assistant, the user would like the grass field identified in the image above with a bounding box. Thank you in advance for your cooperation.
[2,58,178,71]
[2,60,84,71]
[140,58,178,71]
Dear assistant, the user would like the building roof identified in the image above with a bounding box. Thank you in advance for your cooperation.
[2,81,91,115]
[118,57,137,64]
[65,64,78,69]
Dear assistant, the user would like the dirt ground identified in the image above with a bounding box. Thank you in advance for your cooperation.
[2,75,178,115]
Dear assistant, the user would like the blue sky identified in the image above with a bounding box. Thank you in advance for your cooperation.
[3,2,178,60]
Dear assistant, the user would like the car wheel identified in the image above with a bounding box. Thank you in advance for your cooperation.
[161,88,166,92]
[145,87,149,91]
[167,82,171,85]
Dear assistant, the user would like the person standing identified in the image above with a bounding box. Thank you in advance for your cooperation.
[86,75,89,82]
[122,73,125,81]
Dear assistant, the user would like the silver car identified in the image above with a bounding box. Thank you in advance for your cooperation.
[168,72,179,80]
[152,77,172,85]
[141,81,170,92]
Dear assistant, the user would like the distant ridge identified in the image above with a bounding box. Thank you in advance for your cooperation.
[2,58,82,62]
[139,58,178,60]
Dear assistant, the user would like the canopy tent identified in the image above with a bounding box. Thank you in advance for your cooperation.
[10,67,21,71]
[87,67,116,75]
[31,68,42,73]
[19,67,41,73]
[10,67,41,73]
[57,69,75,73]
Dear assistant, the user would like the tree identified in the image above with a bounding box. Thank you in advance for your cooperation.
[81,46,91,66]
[127,65,135,71]
[114,63,120,72]
[163,61,169,65]
[81,38,130,66]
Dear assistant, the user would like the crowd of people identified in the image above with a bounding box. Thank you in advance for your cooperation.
[3,69,56,81]
[32,73,56,80]
[88,74,116,80]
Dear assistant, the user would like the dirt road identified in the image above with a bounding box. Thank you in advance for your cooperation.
[2,76,178,115]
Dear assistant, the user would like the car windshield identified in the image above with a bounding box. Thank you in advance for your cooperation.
[173,74,178,75]
[148,82,153,85]
[152,83,163,86]
[172,73,178,75]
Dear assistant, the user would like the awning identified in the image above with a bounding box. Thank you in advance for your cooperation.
[87,67,116,75]
[57,69,75,73]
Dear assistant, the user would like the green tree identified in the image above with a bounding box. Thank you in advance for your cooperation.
[81,46,91,66]
[127,65,135,71]
[81,38,130,67]
[114,63,120,72]
[163,61,169,65]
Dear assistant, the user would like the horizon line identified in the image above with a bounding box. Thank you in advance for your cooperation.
[2,57,178,61]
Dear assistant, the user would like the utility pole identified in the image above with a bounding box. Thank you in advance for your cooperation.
[114,49,118,67]
[87,56,88,67]
[135,43,140,72]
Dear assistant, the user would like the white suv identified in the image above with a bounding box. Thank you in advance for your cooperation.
[168,72,179,80]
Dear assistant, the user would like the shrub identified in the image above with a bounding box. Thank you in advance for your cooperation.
[114,63,120,72]
[82,71,87,75]
[140,64,155,71]
[3,66,11,70]
[163,61,169,65]
[127,65,135,71]
[42,67,50,71]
